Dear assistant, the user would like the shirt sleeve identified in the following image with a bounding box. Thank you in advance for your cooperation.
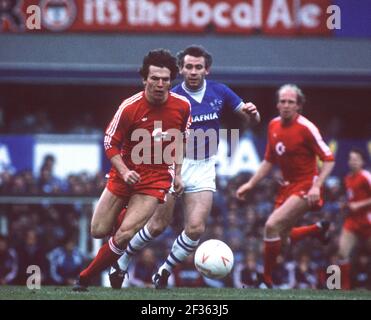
[361,170,371,191]
[182,101,192,142]
[303,124,334,162]
[221,84,244,113]
[104,101,132,160]
[264,123,276,163]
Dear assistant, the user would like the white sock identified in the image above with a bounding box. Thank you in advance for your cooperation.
[159,230,199,274]
[117,225,155,271]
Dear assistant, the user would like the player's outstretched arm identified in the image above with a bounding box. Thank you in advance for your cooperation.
[238,102,261,125]
[307,160,335,207]
[236,160,273,200]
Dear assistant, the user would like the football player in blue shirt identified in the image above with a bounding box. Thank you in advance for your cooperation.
[109,45,260,289]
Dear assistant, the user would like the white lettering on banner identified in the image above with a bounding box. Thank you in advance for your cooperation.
[127,0,176,26]
[267,0,293,29]
[213,2,230,28]
[300,4,321,28]
[84,0,122,25]
[12,0,336,33]
[179,0,325,31]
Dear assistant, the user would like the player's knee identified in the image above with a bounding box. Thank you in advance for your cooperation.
[147,219,167,237]
[90,223,109,239]
[264,219,280,236]
[147,223,165,238]
[338,248,351,261]
[185,224,205,240]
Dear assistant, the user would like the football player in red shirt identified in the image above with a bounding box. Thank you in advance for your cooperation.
[236,84,335,288]
[73,49,191,291]
[338,149,371,290]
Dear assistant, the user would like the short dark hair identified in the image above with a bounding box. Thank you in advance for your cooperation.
[139,49,178,81]
[349,148,366,161]
[176,45,213,69]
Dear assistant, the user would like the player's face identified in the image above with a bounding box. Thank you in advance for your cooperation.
[348,152,363,172]
[180,55,209,90]
[143,65,171,106]
[277,88,300,121]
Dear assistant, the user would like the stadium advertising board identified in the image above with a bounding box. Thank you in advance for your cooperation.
[0,135,101,179]
[2,0,334,35]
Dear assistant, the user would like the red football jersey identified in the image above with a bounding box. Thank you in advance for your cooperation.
[344,169,371,216]
[264,114,334,183]
[104,91,191,169]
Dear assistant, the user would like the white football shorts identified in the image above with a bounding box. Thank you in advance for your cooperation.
[170,156,216,193]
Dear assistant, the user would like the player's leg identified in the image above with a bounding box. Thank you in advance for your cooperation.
[91,188,127,238]
[77,194,159,288]
[263,195,309,286]
[109,195,176,289]
[73,188,126,291]
[116,194,176,272]
[153,191,213,289]
[338,229,358,290]
[288,220,330,244]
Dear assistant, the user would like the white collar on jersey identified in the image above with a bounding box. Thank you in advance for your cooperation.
[182,80,207,104]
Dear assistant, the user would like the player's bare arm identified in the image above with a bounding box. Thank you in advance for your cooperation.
[348,197,371,212]
[172,138,187,196]
[110,154,140,185]
[307,160,335,207]
[238,102,261,124]
[236,160,273,200]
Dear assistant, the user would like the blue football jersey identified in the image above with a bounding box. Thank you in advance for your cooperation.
[172,80,243,159]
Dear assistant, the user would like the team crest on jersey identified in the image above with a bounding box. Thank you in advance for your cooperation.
[40,0,76,31]
[275,141,286,156]
[209,99,222,111]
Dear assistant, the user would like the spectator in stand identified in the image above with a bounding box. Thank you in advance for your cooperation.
[127,248,158,288]
[233,251,262,288]
[351,250,371,290]
[172,254,206,288]
[48,235,85,285]
[16,229,49,285]
[291,253,317,289]
[0,235,18,285]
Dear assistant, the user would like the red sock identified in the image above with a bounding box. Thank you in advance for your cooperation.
[80,237,124,282]
[339,262,351,290]
[112,208,127,235]
[290,224,320,244]
[263,238,281,286]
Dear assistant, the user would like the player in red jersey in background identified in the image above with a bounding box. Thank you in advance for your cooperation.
[236,84,335,288]
[338,149,371,290]
[73,49,191,291]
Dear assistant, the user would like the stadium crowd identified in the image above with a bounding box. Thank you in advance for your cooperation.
[1,161,370,289]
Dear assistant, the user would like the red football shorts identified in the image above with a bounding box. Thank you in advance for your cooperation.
[274,180,324,210]
[343,212,371,239]
[106,166,172,204]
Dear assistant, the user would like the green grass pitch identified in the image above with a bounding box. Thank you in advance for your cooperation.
[0,286,371,300]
